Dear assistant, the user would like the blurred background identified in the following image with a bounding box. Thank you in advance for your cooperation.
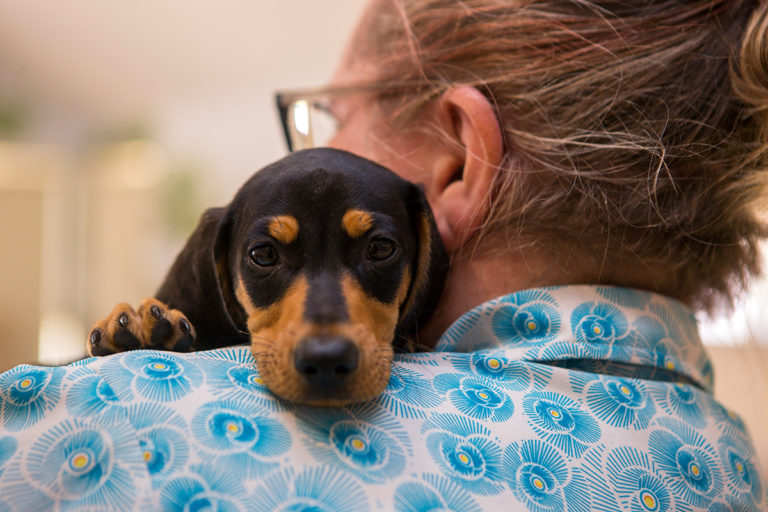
[0,0,765,469]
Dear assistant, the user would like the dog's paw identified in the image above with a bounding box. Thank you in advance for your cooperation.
[87,298,196,356]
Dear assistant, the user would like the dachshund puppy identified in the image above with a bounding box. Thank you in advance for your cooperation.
[87,148,447,405]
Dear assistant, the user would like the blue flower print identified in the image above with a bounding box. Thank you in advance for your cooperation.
[446,350,553,391]
[571,301,629,356]
[379,365,443,419]
[190,400,290,479]
[504,439,590,512]
[492,290,562,344]
[648,418,724,508]
[649,301,696,350]
[523,391,601,458]
[422,413,505,495]
[597,286,652,310]
[584,375,657,430]
[127,403,189,487]
[0,436,17,478]
[251,466,369,512]
[710,401,749,441]
[65,369,130,424]
[433,373,514,422]
[11,418,146,511]
[583,445,689,512]
[103,351,203,402]
[652,383,706,428]
[201,347,292,412]
[717,435,764,507]
[0,366,63,431]
[632,316,685,374]
[296,403,410,484]
[708,496,756,512]
[394,474,481,512]
[160,463,255,511]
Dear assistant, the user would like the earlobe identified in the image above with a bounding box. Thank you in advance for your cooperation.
[429,86,504,251]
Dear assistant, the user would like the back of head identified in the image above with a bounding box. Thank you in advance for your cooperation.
[358,0,768,311]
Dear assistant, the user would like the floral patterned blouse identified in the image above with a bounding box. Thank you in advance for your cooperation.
[0,285,764,511]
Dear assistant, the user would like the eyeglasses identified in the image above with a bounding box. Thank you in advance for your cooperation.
[275,82,426,152]
[275,87,345,152]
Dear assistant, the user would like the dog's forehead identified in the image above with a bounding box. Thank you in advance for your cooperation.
[236,150,412,223]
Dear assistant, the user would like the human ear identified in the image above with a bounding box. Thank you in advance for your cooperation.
[428,86,504,251]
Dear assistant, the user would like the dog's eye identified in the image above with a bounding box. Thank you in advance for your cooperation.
[249,244,279,267]
[367,238,396,261]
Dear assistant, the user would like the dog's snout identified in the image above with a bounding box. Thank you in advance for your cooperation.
[293,336,359,388]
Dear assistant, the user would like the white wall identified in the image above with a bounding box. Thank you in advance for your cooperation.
[0,1,366,199]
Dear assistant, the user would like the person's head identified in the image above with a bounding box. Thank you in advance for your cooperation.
[325,0,768,313]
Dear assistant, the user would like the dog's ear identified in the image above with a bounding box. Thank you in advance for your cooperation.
[213,207,247,330]
[395,183,448,351]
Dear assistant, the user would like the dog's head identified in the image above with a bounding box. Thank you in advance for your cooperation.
[213,148,447,405]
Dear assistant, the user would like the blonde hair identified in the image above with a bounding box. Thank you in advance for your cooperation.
[362,0,768,311]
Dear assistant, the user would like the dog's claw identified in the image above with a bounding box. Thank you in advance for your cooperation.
[86,298,196,356]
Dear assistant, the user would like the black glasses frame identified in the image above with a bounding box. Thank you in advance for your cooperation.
[274,82,428,152]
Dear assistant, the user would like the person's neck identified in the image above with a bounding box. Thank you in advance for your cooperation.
[415,241,565,349]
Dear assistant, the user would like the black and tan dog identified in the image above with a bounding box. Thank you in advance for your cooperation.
[87,148,447,405]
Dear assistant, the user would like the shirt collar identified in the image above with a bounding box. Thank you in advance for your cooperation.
[434,285,713,391]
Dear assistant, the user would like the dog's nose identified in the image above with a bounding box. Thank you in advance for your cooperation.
[293,336,359,388]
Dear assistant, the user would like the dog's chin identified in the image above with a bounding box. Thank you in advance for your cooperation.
[252,351,392,406]
[267,372,391,406]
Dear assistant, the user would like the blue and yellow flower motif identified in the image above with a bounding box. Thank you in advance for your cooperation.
[583,445,684,512]
[19,418,146,510]
[597,286,652,310]
[631,316,682,370]
[708,496,756,512]
[504,439,590,512]
[160,463,255,511]
[652,383,706,428]
[127,403,189,487]
[251,466,369,512]
[492,290,562,344]
[190,400,290,479]
[433,373,514,422]
[201,348,292,412]
[394,474,481,512]
[423,413,505,495]
[584,376,656,430]
[379,366,443,419]
[0,366,63,431]
[0,436,17,478]
[103,351,204,402]
[649,302,694,349]
[523,391,601,458]
[648,418,723,508]
[446,351,553,391]
[571,301,629,356]
[717,435,764,507]
[296,404,409,484]
[65,371,130,424]
[710,402,749,440]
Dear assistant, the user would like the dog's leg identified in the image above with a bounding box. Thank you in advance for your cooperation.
[87,297,196,356]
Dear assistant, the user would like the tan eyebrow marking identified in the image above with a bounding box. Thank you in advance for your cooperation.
[268,215,300,244]
[342,209,374,239]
